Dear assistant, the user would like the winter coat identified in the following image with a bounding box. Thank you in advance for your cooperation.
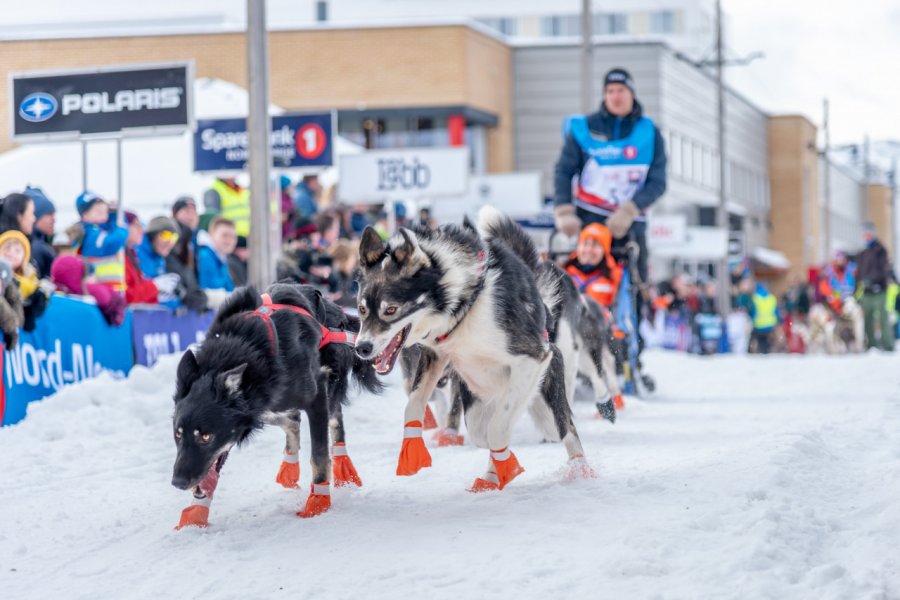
[0,279,25,349]
[125,247,159,305]
[554,100,667,215]
[135,237,167,279]
[197,245,235,291]
[565,257,622,307]
[77,213,128,292]
[50,255,126,326]
[857,239,890,294]
[30,230,56,280]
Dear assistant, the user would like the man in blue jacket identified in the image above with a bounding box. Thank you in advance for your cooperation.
[554,67,667,357]
[554,67,667,271]
[197,216,237,309]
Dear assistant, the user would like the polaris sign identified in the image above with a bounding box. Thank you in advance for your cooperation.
[193,113,334,171]
[10,62,193,141]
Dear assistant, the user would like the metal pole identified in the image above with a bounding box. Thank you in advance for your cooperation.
[891,156,898,262]
[580,0,594,114]
[247,0,274,290]
[715,0,730,314]
[81,141,88,191]
[116,138,124,226]
[823,99,831,262]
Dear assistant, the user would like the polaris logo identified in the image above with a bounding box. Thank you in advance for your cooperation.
[19,93,59,122]
[61,87,183,116]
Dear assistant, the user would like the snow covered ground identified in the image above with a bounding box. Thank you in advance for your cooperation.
[1,350,898,599]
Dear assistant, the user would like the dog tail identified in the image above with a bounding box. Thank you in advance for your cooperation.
[477,205,540,273]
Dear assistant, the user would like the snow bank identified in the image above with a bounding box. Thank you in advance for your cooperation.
[0,350,898,599]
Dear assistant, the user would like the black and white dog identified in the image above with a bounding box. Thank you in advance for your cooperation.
[171,283,381,528]
[355,206,594,491]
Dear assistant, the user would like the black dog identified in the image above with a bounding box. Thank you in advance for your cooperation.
[171,283,381,528]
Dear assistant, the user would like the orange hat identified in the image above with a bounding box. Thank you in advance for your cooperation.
[577,223,618,272]
[579,223,612,255]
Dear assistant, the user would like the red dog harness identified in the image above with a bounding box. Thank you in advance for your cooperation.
[246,293,357,356]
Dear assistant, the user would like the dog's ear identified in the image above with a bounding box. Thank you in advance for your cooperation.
[221,363,248,397]
[359,227,387,269]
[461,214,477,232]
[392,228,421,267]
[174,349,200,402]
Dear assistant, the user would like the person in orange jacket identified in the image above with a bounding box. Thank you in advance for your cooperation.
[564,222,623,308]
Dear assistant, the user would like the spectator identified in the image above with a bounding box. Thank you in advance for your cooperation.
[23,186,57,279]
[51,255,126,326]
[198,217,237,308]
[75,191,127,294]
[818,250,857,311]
[228,235,248,287]
[0,192,36,237]
[783,273,812,318]
[0,258,25,349]
[123,211,159,305]
[314,210,342,251]
[136,216,183,309]
[328,239,359,307]
[0,229,49,331]
[857,222,894,351]
[564,223,622,308]
[295,175,320,218]
[204,177,249,238]
[280,175,297,241]
[695,281,724,355]
[749,282,779,354]
[171,195,199,269]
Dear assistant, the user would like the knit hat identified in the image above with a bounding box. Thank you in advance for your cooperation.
[862,222,877,234]
[24,186,56,219]
[76,191,105,216]
[0,258,12,288]
[172,195,196,216]
[604,68,635,94]
[146,216,178,235]
[124,210,140,226]
[578,222,618,271]
[0,229,32,268]
[279,175,293,190]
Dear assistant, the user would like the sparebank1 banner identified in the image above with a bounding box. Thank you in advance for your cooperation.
[2,295,133,426]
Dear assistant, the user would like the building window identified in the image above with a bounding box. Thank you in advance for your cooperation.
[682,138,693,182]
[477,17,518,36]
[669,132,681,178]
[315,1,328,22]
[650,10,675,34]
[541,14,581,37]
[594,13,628,35]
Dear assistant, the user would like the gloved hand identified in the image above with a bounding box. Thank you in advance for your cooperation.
[554,204,582,237]
[606,201,640,239]
[153,273,181,302]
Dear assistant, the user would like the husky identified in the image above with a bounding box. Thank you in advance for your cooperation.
[807,299,865,354]
[354,206,594,492]
[171,283,382,528]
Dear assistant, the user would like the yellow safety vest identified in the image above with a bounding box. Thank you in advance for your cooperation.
[887,282,899,311]
[212,179,250,238]
[752,293,778,330]
[84,251,126,293]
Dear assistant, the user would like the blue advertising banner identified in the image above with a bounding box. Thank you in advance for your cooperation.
[131,308,214,367]
[2,295,134,426]
[193,112,334,171]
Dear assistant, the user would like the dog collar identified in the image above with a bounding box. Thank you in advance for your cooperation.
[434,249,489,344]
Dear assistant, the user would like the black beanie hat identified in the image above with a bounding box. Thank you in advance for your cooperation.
[604,68,635,94]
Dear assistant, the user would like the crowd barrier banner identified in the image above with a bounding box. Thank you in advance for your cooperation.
[2,295,134,426]
[131,307,214,367]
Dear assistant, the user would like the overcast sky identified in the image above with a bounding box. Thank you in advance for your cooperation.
[726,0,900,147]
[1,1,898,148]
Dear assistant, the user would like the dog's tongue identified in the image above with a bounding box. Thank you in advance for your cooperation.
[374,328,407,374]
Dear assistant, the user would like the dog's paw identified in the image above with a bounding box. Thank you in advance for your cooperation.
[175,505,210,530]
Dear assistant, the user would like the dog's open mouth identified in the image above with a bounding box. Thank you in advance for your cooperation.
[373,325,411,375]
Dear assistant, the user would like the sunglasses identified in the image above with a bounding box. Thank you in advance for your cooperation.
[157,230,180,243]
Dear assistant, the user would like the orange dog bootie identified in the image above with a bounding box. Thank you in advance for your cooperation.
[297,482,331,518]
[612,394,625,410]
[433,427,465,447]
[396,421,432,476]
[468,472,500,493]
[423,405,438,430]
[175,504,210,530]
[275,451,300,488]
[490,447,524,490]
[332,443,362,487]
